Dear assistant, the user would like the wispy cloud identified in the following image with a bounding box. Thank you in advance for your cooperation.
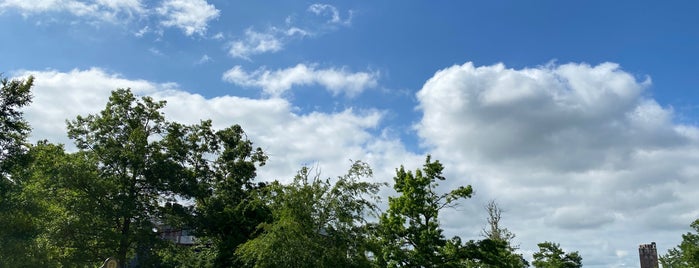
[227,3,350,60]
[308,3,352,25]
[196,54,212,64]
[228,27,308,60]
[222,64,378,98]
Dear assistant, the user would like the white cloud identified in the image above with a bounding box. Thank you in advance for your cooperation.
[156,0,219,36]
[226,3,350,60]
[11,68,416,187]
[308,3,351,25]
[228,28,286,60]
[222,64,378,98]
[416,61,699,267]
[196,54,212,64]
[0,0,145,23]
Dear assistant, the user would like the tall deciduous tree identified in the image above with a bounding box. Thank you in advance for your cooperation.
[185,122,269,267]
[532,242,582,268]
[374,156,473,267]
[0,74,45,267]
[660,219,699,268]
[65,89,268,267]
[66,89,186,266]
[236,161,382,267]
[0,74,33,175]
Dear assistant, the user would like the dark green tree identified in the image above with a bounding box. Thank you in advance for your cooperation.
[0,74,33,175]
[660,219,699,268]
[64,89,258,267]
[374,155,473,267]
[236,161,382,268]
[0,74,43,267]
[532,242,582,268]
[185,122,269,267]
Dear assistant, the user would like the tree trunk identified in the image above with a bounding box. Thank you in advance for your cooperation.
[117,218,131,268]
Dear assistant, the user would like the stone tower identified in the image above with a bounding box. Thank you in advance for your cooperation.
[639,242,658,268]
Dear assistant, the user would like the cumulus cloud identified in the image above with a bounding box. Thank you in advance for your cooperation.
[156,0,219,36]
[10,68,415,186]
[222,64,378,98]
[416,61,699,267]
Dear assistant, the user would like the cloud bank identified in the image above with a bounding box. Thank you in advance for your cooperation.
[12,68,415,186]
[416,62,699,267]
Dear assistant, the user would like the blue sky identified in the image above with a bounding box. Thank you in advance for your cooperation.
[2,1,699,267]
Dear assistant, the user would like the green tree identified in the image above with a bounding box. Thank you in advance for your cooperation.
[660,219,699,267]
[0,74,43,267]
[532,242,582,268]
[374,155,473,267]
[0,74,33,175]
[64,89,222,266]
[185,122,269,267]
[236,161,382,268]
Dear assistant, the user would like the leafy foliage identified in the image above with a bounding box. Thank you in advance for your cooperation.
[374,155,473,267]
[0,74,33,173]
[532,242,582,268]
[660,219,699,268]
[236,161,382,268]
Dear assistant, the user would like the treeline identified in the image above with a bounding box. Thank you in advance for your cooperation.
[0,75,693,267]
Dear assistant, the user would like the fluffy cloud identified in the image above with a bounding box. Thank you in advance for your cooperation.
[11,68,415,186]
[156,0,219,36]
[222,64,378,98]
[416,61,699,267]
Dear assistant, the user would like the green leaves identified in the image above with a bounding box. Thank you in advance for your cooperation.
[661,219,699,267]
[236,161,381,268]
[375,155,474,267]
[532,242,582,268]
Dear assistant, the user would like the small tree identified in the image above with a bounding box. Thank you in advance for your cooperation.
[236,161,382,268]
[532,242,582,268]
[374,155,473,267]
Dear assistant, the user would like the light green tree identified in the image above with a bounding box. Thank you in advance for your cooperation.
[236,161,382,268]
[532,242,582,268]
[660,219,699,268]
[374,155,473,267]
